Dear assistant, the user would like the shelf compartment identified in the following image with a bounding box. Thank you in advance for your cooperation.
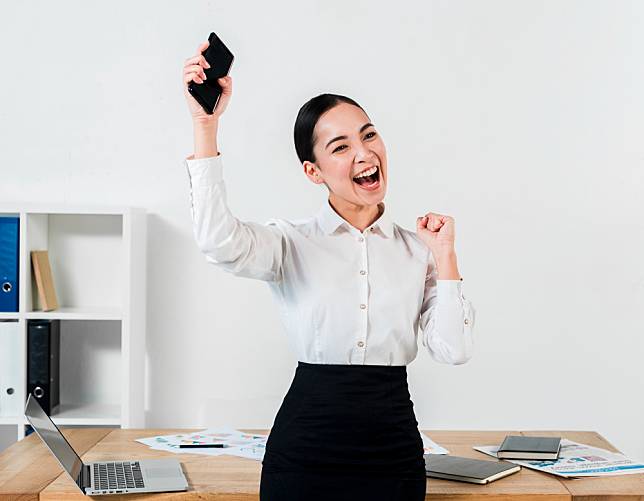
[25,213,124,313]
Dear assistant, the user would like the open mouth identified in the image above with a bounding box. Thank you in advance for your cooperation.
[352,166,380,189]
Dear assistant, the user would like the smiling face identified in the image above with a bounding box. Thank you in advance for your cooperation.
[303,102,387,210]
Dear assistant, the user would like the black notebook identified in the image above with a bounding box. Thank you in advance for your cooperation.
[425,455,521,484]
[497,436,562,460]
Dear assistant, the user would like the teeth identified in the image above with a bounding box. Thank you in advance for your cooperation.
[353,166,378,179]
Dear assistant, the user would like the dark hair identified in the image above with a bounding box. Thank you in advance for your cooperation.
[293,93,368,165]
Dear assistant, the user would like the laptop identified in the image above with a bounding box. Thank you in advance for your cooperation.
[25,394,188,496]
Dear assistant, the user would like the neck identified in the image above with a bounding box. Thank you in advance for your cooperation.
[328,194,383,232]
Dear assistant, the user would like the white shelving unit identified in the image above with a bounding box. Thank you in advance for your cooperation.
[0,205,146,442]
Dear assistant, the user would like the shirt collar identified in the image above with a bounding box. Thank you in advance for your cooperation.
[316,199,394,238]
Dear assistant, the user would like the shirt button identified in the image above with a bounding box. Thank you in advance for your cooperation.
[357,341,365,348]
[360,270,366,275]
[370,227,375,232]
[464,318,469,325]
[360,304,366,309]
[358,237,364,242]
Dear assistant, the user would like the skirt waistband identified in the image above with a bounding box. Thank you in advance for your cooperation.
[291,361,410,400]
[297,361,407,372]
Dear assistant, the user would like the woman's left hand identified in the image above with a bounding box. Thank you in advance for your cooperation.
[416,212,456,254]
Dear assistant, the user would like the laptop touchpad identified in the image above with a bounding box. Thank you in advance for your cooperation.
[146,467,181,478]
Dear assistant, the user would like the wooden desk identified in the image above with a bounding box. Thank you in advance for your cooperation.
[0,429,641,500]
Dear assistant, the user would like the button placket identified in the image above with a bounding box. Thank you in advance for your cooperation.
[356,231,369,359]
[359,232,368,276]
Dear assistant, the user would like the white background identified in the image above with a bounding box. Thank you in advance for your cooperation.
[1,0,642,459]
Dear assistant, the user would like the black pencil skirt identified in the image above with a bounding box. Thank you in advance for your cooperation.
[260,361,426,501]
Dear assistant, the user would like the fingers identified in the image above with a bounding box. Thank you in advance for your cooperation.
[183,41,211,85]
[426,214,443,232]
[417,213,453,232]
[217,75,232,93]
[183,65,207,84]
[431,215,444,231]
[183,64,207,77]
[183,54,210,83]
[184,54,211,69]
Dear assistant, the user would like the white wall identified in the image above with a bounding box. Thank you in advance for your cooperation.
[1,0,642,459]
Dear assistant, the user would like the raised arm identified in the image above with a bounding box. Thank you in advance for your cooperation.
[183,40,286,282]
[415,212,475,364]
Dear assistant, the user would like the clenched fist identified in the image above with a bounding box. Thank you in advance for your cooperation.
[416,212,455,255]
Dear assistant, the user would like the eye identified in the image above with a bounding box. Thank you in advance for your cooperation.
[332,132,377,154]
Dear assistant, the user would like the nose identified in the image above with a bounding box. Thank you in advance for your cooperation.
[353,141,375,164]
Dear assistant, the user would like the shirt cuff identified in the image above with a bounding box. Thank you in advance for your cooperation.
[185,152,223,186]
[436,279,464,299]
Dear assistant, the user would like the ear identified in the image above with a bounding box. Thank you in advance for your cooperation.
[303,161,324,185]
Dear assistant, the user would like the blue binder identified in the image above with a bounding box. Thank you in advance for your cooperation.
[0,217,19,312]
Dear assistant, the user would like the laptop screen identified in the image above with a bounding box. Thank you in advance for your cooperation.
[24,394,83,484]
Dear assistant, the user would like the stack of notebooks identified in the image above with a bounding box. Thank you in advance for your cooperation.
[425,435,561,484]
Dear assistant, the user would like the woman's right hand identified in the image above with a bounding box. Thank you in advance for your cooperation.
[183,40,233,125]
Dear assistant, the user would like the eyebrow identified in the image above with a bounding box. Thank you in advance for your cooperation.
[325,123,374,150]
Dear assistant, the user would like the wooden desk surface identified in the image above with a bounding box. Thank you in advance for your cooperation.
[0,427,111,501]
[0,429,641,500]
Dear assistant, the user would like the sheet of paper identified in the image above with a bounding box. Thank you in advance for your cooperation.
[136,431,229,456]
[228,442,267,461]
[136,428,268,459]
[420,431,449,455]
[473,439,644,477]
[170,428,258,445]
[137,428,445,462]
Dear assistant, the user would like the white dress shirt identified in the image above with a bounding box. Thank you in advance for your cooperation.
[185,153,476,366]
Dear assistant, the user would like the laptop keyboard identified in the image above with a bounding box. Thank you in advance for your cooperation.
[93,461,145,490]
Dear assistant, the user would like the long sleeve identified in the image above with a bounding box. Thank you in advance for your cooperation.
[185,153,287,282]
[419,254,476,365]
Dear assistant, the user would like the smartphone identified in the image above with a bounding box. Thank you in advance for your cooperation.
[187,32,234,115]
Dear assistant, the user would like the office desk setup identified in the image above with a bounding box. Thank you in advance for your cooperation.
[0,428,642,500]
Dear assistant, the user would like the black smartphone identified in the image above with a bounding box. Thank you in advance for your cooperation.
[187,32,234,115]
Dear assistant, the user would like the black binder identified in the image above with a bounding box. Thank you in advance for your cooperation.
[27,319,60,415]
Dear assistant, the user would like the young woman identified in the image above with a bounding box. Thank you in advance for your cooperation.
[182,40,475,501]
